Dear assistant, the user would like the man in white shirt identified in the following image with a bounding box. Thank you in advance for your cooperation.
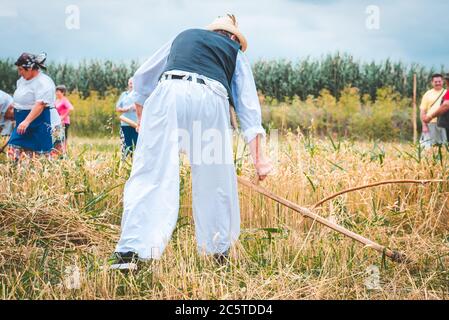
[110,15,272,270]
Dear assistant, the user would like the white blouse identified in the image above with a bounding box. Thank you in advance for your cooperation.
[13,72,56,110]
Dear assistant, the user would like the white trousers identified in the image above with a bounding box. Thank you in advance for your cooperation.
[115,74,240,260]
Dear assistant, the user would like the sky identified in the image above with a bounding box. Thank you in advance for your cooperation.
[0,0,448,67]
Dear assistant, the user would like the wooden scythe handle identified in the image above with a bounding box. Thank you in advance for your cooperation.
[237,176,406,263]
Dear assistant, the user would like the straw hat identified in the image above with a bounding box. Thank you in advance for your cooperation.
[207,14,248,52]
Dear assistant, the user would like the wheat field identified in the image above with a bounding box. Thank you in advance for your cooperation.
[0,134,447,300]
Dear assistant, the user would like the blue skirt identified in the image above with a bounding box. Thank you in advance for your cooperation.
[120,125,139,157]
[9,108,53,153]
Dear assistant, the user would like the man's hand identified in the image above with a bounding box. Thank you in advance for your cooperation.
[248,134,273,181]
[422,114,433,124]
[422,122,430,133]
[255,159,273,181]
[17,120,30,135]
[5,105,14,120]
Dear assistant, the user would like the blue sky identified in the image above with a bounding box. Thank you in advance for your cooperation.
[0,0,448,67]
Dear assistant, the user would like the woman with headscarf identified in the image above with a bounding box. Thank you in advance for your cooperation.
[8,52,63,161]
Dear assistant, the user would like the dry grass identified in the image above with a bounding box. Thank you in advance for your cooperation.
[0,135,448,300]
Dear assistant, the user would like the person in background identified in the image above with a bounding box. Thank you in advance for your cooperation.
[116,78,138,158]
[55,85,74,150]
[49,104,65,158]
[423,73,449,138]
[419,74,447,148]
[8,53,56,162]
[0,90,15,138]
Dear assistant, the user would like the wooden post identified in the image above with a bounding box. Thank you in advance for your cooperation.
[413,74,418,144]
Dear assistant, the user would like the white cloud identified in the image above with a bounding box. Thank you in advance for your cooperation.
[0,0,447,67]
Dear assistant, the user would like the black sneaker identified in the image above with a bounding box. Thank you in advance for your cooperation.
[108,252,140,271]
[213,250,230,266]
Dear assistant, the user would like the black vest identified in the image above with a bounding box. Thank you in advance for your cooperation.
[163,29,240,105]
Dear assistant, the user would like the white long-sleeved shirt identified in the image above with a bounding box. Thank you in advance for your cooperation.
[131,36,265,143]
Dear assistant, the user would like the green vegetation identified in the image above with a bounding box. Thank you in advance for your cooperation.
[1,54,443,100]
[262,86,416,141]
[1,55,441,139]
[253,54,444,101]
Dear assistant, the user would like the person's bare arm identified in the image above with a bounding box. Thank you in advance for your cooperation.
[420,109,428,122]
[116,104,135,113]
[248,135,273,181]
[17,102,45,135]
[116,104,128,113]
[231,51,273,181]
[420,109,430,131]
[4,104,14,120]
[60,100,74,119]
[430,100,449,119]
[135,103,143,133]
[59,107,72,120]
[116,94,127,114]
[419,94,431,124]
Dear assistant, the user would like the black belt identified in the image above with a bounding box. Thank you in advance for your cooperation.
[163,74,206,85]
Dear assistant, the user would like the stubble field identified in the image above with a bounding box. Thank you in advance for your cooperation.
[0,134,448,300]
